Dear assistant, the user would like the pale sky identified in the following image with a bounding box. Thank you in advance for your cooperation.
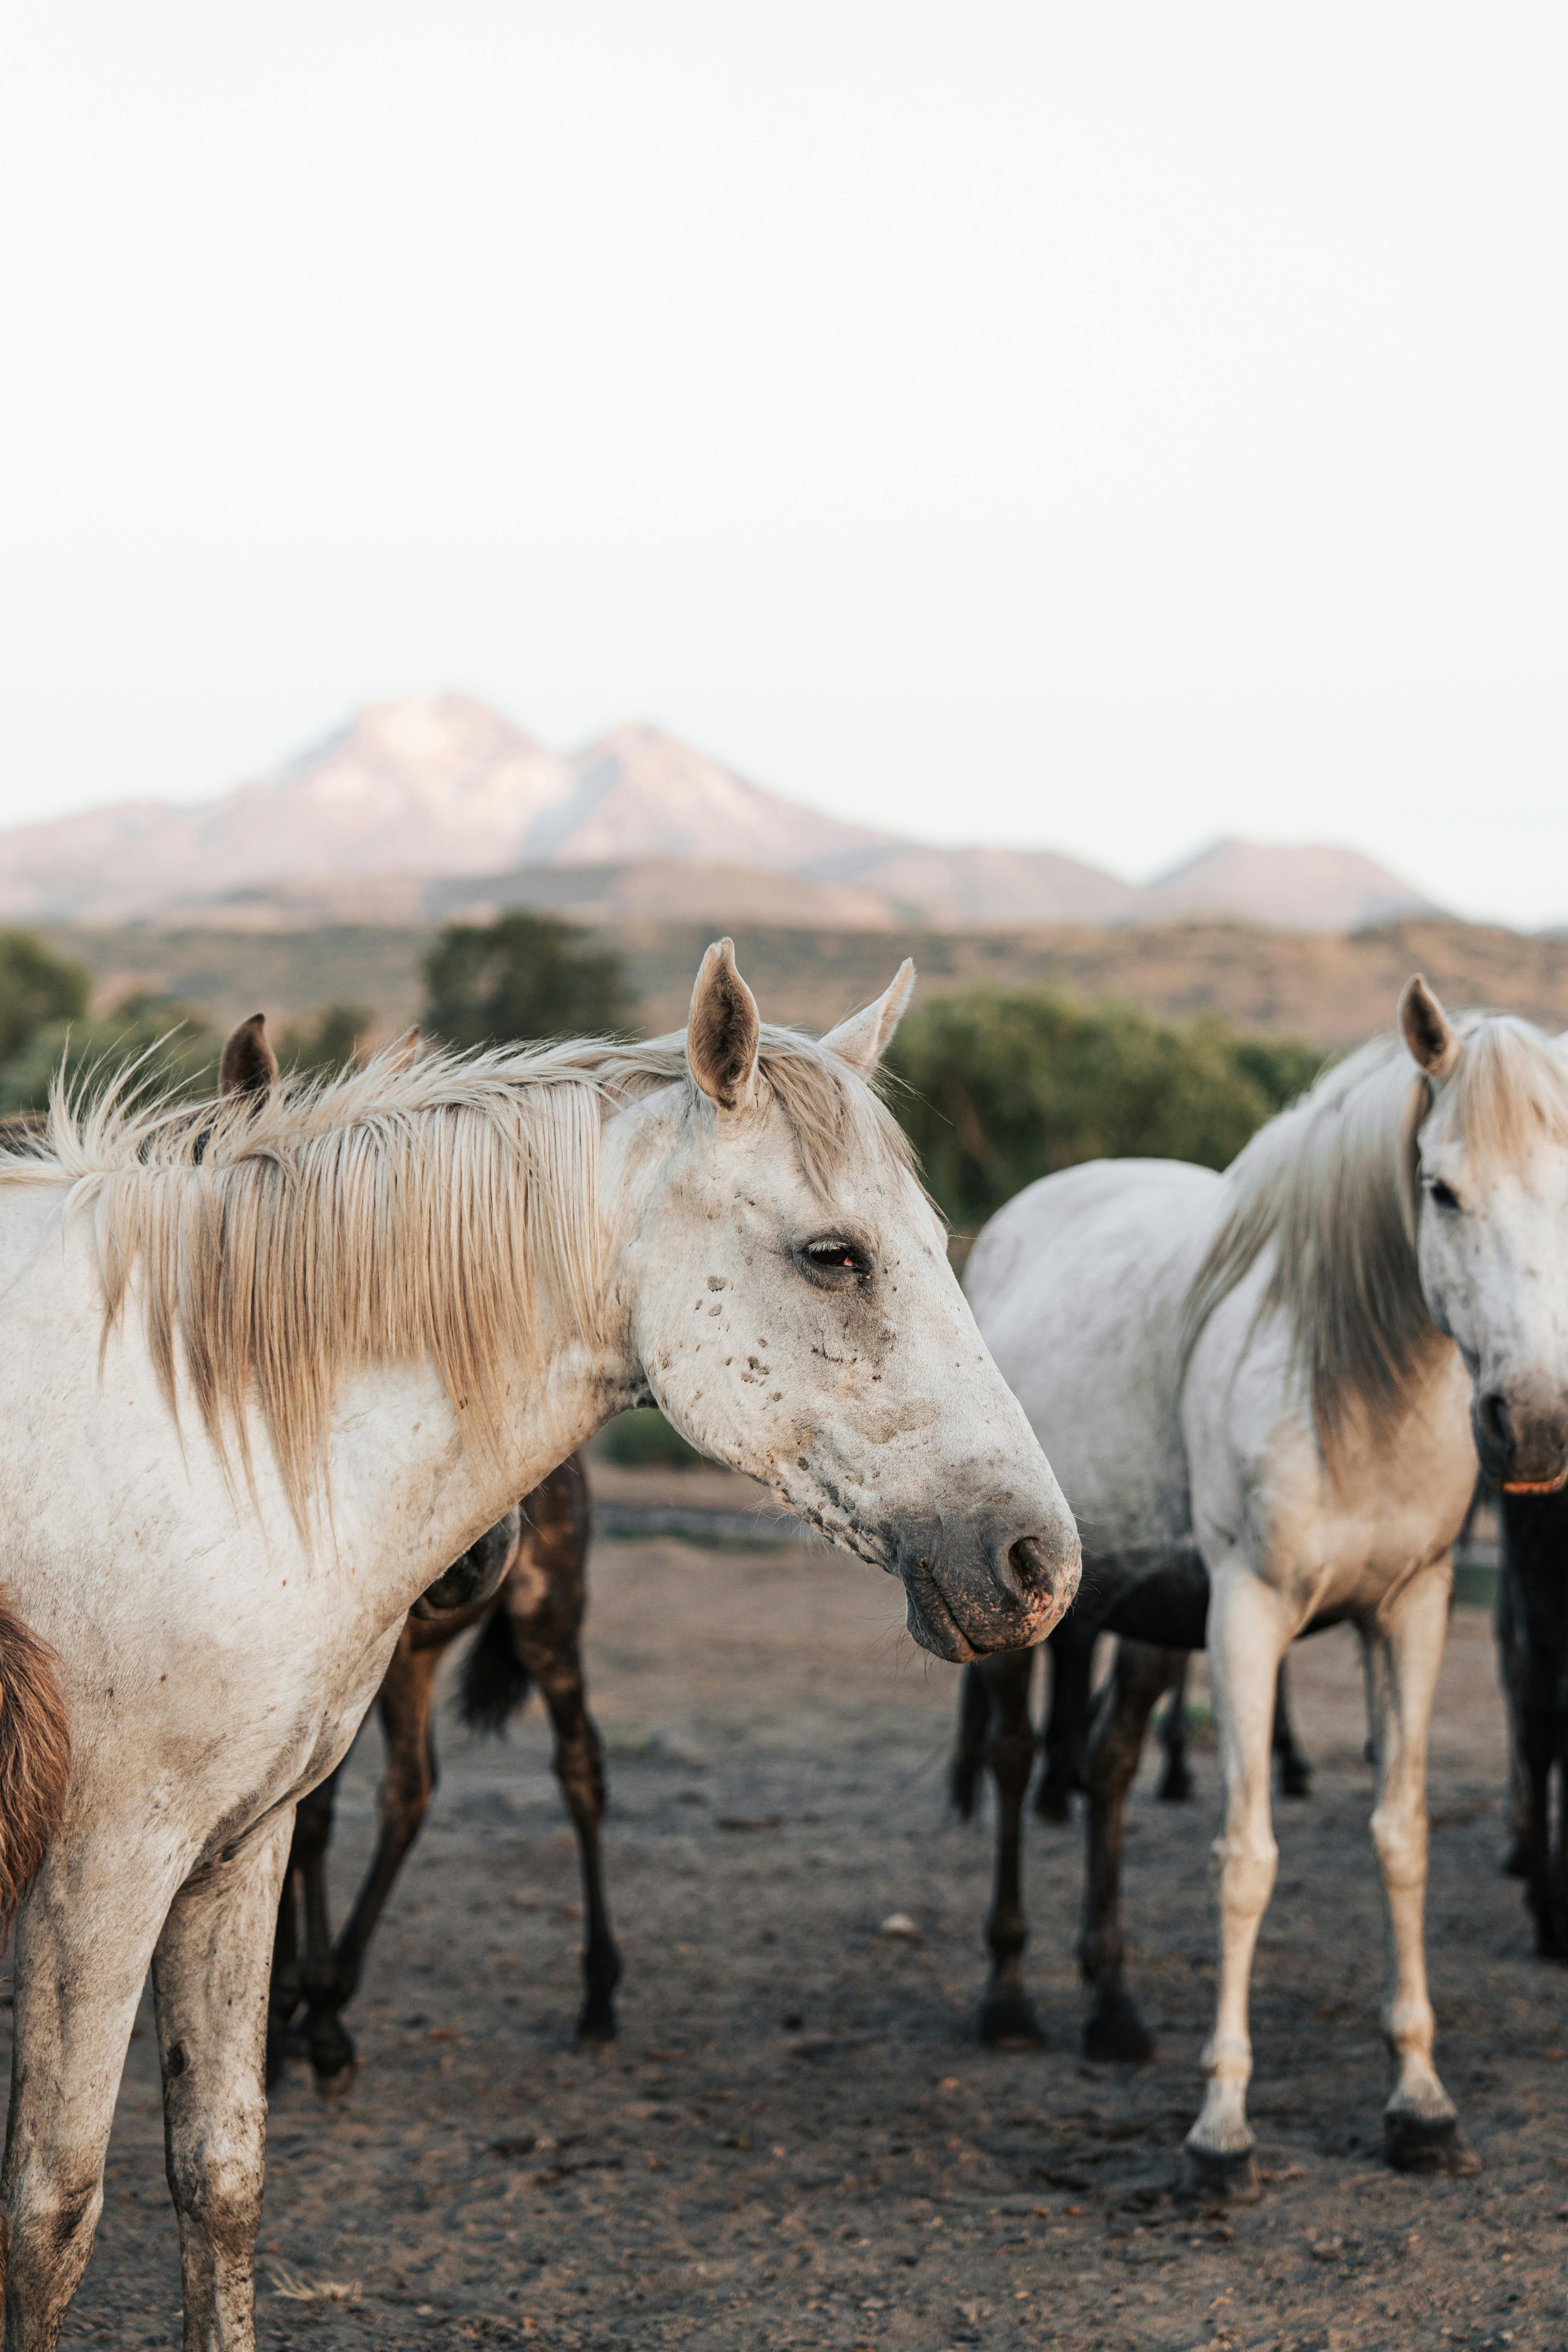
[2,5,1564,920]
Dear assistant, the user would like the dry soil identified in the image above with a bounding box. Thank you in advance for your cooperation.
[33,1496,1568,2352]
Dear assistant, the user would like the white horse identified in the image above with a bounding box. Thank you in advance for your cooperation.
[965,978,1568,2200]
[0,941,1079,2352]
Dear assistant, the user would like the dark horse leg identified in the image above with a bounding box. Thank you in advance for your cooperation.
[266,1769,345,2088]
[311,1630,449,2084]
[1081,1638,1186,2063]
[1272,1657,1313,1798]
[490,1456,621,2042]
[1496,1547,1531,1878]
[1034,1614,1096,1822]
[1155,1654,1194,1802]
[1498,1490,1568,1957]
[970,1646,1046,2047]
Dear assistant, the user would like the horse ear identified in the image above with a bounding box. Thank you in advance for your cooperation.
[820,960,916,1076]
[687,938,761,1112]
[385,1026,421,1072]
[218,1013,278,1099]
[1399,976,1461,1081]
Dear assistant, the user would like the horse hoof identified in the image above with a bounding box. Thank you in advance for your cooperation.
[1155,1766,1194,1804]
[1503,1836,1530,1880]
[313,2061,357,2101]
[1083,1989,1155,2065]
[1279,1764,1313,1800]
[1384,2113,1480,2176]
[576,2004,618,2047]
[979,1989,1046,2050]
[1176,2143,1261,2205]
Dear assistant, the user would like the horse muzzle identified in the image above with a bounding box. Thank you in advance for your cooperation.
[1473,1388,1568,1497]
[896,1513,1082,1664]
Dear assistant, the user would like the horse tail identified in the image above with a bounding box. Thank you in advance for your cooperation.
[0,1596,70,1931]
[458,1602,533,1735]
[949,1662,991,1821]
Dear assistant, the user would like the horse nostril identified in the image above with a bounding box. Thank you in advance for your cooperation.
[1006,1536,1069,1601]
[1479,1392,1515,1464]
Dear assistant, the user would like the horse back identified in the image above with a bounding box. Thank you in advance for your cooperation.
[966,1158,1223,1607]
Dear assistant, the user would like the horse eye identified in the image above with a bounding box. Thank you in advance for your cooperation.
[1426,1177,1461,1212]
[802,1237,867,1277]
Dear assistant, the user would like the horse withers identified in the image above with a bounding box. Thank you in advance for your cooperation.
[962,978,1568,2201]
[0,940,1079,2352]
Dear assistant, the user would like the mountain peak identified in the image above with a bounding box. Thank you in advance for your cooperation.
[0,699,1437,935]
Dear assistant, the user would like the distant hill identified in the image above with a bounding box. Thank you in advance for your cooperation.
[1145,838,1429,930]
[39,912,1568,1058]
[0,692,1439,934]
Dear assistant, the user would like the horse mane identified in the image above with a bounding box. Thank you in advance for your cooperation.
[0,1025,914,1534]
[1181,1013,1568,1449]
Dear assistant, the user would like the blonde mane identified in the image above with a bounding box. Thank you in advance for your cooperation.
[1182,1012,1568,1448]
[0,1024,914,1532]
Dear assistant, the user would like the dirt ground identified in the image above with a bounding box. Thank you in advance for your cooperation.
[33,1484,1568,2352]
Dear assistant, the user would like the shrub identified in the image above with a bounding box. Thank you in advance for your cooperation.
[423,912,635,1049]
[886,988,1324,1239]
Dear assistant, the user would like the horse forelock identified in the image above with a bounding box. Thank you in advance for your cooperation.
[0,1021,913,1534]
[1181,1012,1568,1453]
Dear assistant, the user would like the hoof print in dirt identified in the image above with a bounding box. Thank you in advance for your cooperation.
[1176,2142,1262,2206]
[978,1989,1046,2050]
[1082,1988,1155,2066]
[1383,2113,1481,2176]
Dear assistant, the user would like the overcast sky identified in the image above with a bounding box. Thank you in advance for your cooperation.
[2,5,1564,920]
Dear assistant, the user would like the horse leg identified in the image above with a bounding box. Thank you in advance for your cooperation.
[1035,1614,1095,1822]
[1,1840,180,2350]
[291,1765,354,2091]
[1081,1640,1184,2062]
[322,1635,444,2079]
[975,1645,1044,2047]
[1272,1656,1313,1799]
[1155,1653,1194,1803]
[151,1815,293,2351]
[1496,1548,1532,1879]
[950,1664,990,1820]
[504,1478,621,2045]
[264,1818,302,2089]
[1180,1564,1291,2204]
[1362,1562,1477,2175]
[1519,1650,1563,1957]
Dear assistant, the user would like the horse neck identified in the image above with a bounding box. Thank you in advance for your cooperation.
[313,1335,626,1618]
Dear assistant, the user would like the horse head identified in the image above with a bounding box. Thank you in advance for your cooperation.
[1402,975,1568,1492]
[610,940,1081,1662]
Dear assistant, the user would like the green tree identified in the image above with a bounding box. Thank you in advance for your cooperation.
[278,1002,374,1078]
[422,911,635,1049]
[886,988,1324,1239]
[0,930,89,1064]
[0,992,219,1115]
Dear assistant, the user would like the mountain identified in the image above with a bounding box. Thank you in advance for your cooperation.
[1144,838,1432,931]
[0,693,1437,934]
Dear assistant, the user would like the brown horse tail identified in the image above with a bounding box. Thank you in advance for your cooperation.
[0,1597,70,1934]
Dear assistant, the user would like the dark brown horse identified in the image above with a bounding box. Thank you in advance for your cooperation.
[267,1452,618,2090]
[951,1621,1312,2052]
[210,1017,620,2092]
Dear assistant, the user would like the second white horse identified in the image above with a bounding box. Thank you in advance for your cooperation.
[966,977,1568,2197]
